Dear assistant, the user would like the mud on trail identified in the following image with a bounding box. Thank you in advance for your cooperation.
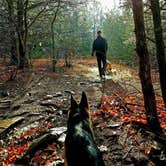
[0,57,165,165]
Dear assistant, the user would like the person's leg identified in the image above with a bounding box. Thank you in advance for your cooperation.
[96,54,102,78]
[101,55,107,76]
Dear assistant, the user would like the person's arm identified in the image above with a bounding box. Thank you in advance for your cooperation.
[105,39,108,53]
[91,40,95,56]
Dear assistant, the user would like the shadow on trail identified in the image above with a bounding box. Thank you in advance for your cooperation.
[84,66,127,97]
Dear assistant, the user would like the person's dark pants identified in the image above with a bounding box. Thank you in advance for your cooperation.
[96,53,107,78]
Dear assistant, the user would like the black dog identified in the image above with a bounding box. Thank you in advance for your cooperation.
[64,92,105,166]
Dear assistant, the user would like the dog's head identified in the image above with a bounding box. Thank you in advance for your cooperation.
[68,92,90,126]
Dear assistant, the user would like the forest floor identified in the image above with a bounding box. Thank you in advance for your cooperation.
[0,56,166,166]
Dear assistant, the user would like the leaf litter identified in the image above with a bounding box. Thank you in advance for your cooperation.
[0,57,166,165]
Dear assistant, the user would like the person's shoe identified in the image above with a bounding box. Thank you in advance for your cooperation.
[102,69,106,78]
[100,76,105,82]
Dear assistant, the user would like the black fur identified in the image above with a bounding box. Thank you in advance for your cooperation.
[65,92,105,166]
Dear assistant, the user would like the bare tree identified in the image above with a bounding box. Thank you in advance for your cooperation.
[150,0,166,108]
[17,0,27,69]
[0,0,93,69]
[6,0,18,65]
[131,0,163,133]
[51,0,61,72]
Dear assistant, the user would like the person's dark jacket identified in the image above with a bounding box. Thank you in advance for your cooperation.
[92,36,108,56]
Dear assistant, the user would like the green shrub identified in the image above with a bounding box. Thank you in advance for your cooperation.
[31,50,44,59]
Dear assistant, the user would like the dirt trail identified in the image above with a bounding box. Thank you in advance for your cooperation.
[0,57,162,165]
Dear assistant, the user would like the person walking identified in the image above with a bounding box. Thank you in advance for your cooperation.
[91,31,108,79]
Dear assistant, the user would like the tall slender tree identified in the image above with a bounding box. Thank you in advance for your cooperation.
[17,0,26,69]
[150,0,166,108]
[51,0,61,72]
[6,0,18,65]
[131,0,163,133]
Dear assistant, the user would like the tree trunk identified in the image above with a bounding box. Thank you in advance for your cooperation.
[17,0,25,69]
[51,0,61,72]
[131,0,163,134]
[150,0,166,108]
[17,0,29,69]
[51,21,56,72]
[7,0,18,65]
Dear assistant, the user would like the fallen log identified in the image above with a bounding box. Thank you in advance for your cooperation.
[0,100,12,109]
[15,127,67,165]
[0,117,24,139]
[15,134,59,165]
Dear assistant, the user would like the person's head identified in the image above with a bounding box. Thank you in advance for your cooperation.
[97,31,102,37]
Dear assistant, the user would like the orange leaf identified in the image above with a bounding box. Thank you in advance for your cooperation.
[134,135,140,144]
[145,147,151,154]
[128,130,135,135]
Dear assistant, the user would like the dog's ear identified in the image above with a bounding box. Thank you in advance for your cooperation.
[71,95,78,110]
[79,92,89,109]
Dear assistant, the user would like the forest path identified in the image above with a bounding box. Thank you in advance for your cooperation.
[0,57,160,165]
